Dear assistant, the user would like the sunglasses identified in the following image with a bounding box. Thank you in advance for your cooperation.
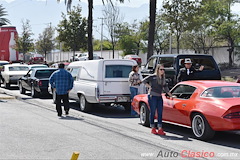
[159,68,165,71]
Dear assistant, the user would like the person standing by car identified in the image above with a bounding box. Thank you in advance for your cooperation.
[128,65,142,116]
[177,58,204,82]
[49,63,74,117]
[142,64,172,135]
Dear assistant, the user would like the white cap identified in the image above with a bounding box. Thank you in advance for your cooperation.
[184,58,192,64]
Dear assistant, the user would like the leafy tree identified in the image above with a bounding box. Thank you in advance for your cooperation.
[162,0,199,54]
[200,0,240,67]
[56,5,87,59]
[0,4,10,26]
[58,0,125,60]
[93,39,112,51]
[115,21,147,56]
[118,35,138,55]
[16,19,34,62]
[35,26,55,59]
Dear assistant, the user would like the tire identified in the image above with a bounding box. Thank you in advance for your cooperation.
[140,103,150,127]
[31,85,39,98]
[4,80,10,89]
[19,82,26,94]
[191,113,215,140]
[79,94,91,112]
[52,89,56,104]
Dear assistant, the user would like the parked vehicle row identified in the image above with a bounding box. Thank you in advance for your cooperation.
[1,56,240,141]
[0,63,48,88]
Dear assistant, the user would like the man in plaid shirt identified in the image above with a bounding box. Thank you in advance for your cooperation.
[50,63,74,117]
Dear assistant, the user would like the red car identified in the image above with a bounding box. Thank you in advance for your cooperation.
[132,80,240,140]
[124,55,142,65]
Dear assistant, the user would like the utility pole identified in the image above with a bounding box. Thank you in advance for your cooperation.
[98,17,106,58]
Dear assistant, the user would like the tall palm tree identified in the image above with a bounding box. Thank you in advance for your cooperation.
[147,0,157,59]
[58,0,125,60]
[0,4,10,26]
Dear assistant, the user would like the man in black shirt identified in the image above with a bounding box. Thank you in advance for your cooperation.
[177,58,204,82]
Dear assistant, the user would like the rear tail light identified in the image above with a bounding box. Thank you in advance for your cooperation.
[38,80,42,86]
[224,112,240,119]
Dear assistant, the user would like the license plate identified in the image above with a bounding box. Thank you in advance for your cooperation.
[117,96,129,102]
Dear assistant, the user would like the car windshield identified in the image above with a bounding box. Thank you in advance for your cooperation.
[105,65,132,78]
[202,86,240,98]
[35,70,56,78]
[9,66,29,71]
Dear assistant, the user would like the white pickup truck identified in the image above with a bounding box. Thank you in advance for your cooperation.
[67,59,137,112]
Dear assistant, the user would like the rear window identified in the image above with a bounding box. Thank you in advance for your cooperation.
[159,57,174,68]
[35,70,56,78]
[179,57,216,70]
[105,65,132,78]
[9,66,29,71]
[201,86,240,98]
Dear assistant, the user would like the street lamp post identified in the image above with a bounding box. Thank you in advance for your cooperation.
[98,17,106,58]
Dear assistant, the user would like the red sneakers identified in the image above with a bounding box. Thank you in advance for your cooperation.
[151,128,158,134]
[158,128,166,135]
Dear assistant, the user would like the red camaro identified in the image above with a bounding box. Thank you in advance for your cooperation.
[131,80,240,140]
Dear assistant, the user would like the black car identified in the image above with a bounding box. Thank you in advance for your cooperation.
[141,54,221,88]
[18,68,57,97]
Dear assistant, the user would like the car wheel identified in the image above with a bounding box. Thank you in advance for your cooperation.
[19,82,26,94]
[31,85,39,98]
[4,80,10,89]
[79,94,91,112]
[191,113,215,140]
[52,89,57,104]
[140,103,150,127]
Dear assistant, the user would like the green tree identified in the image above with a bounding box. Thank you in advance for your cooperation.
[162,0,199,54]
[58,0,125,60]
[93,39,112,51]
[16,19,34,62]
[116,21,147,56]
[35,26,55,59]
[0,4,10,26]
[56,5,87,59]
[200,0,240,67]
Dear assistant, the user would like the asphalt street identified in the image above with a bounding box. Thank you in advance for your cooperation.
[0,86,240,160]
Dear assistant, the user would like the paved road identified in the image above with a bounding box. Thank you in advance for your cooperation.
[0,86,240,160]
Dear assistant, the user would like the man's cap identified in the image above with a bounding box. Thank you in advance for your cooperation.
[184,58,192,64]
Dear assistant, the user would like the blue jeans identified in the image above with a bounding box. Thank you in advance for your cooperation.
[148,95,163,128]
[130,87,138,115]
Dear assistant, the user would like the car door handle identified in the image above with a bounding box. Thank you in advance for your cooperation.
[182,104,186,107]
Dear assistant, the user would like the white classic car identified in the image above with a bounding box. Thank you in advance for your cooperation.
[1,64,29,88]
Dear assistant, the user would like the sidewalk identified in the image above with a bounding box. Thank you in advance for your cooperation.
[0,90,15,99]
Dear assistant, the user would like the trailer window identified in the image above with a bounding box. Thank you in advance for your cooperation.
[9,66,29,71]
[105,65,132,78]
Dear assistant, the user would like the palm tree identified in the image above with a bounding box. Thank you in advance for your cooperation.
[0,4,10,26]
[147,0,157,59]
[58,0,125,60]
